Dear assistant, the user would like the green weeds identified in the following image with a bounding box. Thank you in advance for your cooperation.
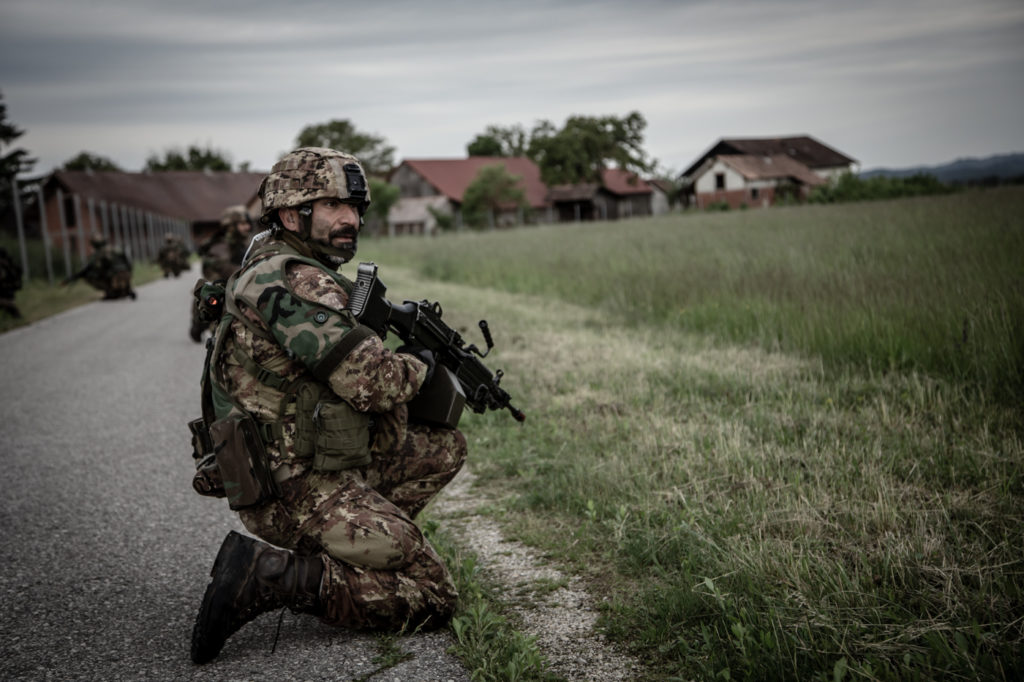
[424,521,559,681]
[367,192,1024,680]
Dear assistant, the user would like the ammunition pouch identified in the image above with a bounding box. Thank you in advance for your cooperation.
[292,381,371,472]
[189,417,226,498]
[192,453,226,498]
[311,399,371,471]
[209,413,281,510]
[407,366,466,430]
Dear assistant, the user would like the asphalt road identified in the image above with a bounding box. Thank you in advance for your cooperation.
[0,265,470,681]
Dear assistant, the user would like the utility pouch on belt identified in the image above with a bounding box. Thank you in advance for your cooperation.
[210,413,281,510]
[311,399,371,472]
[189,417,214,459]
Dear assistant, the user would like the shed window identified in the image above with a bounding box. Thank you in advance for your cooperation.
[751,187,760,200]
[715,173,726,190]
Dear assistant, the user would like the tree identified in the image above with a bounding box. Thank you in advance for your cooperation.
[528,112,653,185]
[364,178,400,236]
[651,164,684,208]
[460,164,528,228]
[0,91,36,231]
[294,120,395,176]
[466,124,529,157]
[62,151,122,172]
[145,144,232,171]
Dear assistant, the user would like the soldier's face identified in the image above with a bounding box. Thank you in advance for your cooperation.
[308,198,360,250]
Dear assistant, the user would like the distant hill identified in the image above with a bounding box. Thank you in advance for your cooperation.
[860,152,1024,184]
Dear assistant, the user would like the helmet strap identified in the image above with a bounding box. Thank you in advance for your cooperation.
[297,203,314,240]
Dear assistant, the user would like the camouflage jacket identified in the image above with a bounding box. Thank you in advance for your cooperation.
[212,234,428,473]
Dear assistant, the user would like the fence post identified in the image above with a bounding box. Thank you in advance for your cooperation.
[99,200,109,246]
[56,188,72,278]
[109,202,121,255]
[11,181,28,281]
[129,206,141,259]
[88,197,100,240]
[36,185,54,284]
[73,194,87,266]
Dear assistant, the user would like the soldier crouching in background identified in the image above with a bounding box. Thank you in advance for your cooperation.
[62,234,136,300]
[188,148,466,663]
[157,233,190,278]
[0,246,23,318]
[189,205,254,342]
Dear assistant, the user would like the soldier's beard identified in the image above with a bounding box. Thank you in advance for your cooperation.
[312,226,358,266]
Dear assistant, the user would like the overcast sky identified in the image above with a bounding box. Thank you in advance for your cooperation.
[2,0,1022,177]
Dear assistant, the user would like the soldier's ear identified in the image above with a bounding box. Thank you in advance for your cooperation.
[278,207,299,232]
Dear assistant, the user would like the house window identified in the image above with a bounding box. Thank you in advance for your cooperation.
[715,173,725,190]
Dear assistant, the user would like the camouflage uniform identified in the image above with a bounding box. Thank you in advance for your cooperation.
[157,233,190,278]
[0,246,23,318]
[191,148,466,663]
[191,206,254,342]
[64,236,135,300]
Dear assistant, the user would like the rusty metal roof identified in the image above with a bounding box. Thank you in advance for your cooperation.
[719,154,827,186]
[392,157,550,208]
[600,168,652,195]
[46,170,266,221]
[682,135,856,178]
[548,168,651,202]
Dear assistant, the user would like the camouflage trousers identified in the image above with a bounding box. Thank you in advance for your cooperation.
[238,422,467,630]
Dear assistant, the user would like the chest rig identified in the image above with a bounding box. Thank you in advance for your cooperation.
[191,238,375,509]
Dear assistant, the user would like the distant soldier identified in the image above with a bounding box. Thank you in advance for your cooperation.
[190,206,254,341]
[199,205,254,282]
[62,234,136,300]
[157,233,191,278]
[0,246,23,318]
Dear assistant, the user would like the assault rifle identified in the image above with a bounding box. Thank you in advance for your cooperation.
[348,261,525,429]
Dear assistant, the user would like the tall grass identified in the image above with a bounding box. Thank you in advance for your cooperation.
[363,186,1024,406]
[364,189,1023,680]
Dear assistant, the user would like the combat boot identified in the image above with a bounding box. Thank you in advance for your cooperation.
[190,531,324,664]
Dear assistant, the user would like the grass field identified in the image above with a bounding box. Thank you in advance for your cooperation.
[359,186,1023,680]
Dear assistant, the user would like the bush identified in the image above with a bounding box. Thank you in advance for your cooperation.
[810,172,954,203]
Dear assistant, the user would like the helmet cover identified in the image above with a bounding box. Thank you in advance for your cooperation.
[258,147,371,223]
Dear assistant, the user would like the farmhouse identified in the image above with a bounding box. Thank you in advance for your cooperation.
[36,170,264,267]
[548,168,654,222]
[387,157,551,234]
[679,135,858,209]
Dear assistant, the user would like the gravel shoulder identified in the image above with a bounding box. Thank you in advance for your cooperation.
[432,468,644,681]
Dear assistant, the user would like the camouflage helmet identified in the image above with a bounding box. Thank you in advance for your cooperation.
[90,233,107,249]
[219,204,249,227]
[258,147,371,223]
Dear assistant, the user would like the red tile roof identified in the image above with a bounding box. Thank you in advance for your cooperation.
[600,168,651,195]
[395,157,550,208]
[46,170,266,221]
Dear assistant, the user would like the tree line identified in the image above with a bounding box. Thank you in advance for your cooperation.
[1,87,672,232]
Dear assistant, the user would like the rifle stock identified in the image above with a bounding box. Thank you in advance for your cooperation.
[348,262,525,426]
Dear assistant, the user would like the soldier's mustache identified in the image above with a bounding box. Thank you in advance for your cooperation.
[329,226,359,242]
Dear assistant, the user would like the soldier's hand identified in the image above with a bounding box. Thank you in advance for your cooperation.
[397,345,436,384]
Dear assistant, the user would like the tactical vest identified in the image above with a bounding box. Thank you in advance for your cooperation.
[202,237,376,479]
